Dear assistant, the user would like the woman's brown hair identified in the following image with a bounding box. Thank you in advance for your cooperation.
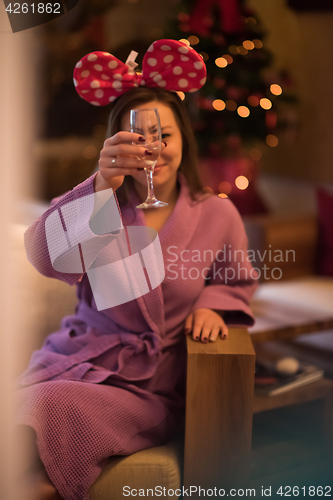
[105,87,206,205]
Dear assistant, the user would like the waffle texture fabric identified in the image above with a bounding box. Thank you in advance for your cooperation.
[16,171,258,500]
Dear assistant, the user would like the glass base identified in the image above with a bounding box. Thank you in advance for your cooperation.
[137,198,169,209]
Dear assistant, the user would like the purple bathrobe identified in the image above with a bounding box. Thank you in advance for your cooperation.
[16,171,257,500]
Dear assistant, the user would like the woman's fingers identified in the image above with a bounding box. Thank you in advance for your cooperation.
[209,325,221,342]
[100,155,145,171]
[192,318,205,341]
[104,131,144,146]
[101,144,147,163]
[200,322,215,343]
[184,314,193,335]
[220,322,229,340]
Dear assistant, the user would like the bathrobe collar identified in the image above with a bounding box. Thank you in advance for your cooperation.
[120,171,203,336]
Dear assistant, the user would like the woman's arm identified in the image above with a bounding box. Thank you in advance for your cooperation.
[185,198,259,342]
[24,173,122,285]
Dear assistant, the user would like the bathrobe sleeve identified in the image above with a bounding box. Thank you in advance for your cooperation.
[192,197,258,326]
[24,173,123,286]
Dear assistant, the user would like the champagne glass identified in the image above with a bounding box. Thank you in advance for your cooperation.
[130,108,168,209]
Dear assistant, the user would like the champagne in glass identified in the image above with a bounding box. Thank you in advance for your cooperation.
[130,108,168,209]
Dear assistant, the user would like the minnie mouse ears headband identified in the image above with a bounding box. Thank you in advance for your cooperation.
[73,39,207,106]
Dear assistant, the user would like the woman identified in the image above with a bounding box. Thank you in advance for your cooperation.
[15,63,258,500]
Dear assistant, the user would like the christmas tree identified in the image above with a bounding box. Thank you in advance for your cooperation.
[166,0,297,212]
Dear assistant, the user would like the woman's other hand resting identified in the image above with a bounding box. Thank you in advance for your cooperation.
[184,308,228,343]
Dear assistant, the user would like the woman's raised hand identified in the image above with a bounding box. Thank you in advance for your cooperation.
[94,131,148,192]
[184,308,228,343]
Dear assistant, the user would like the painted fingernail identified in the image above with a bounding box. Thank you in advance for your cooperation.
[162,141,167,147]
[145,150,153,155]
[137,168,144,171]
[194,336,199,341]
[138,136,145,142]
[222,334,227,339]
[185,328,190,334]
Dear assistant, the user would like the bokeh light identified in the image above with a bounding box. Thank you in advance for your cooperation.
[260,98,272,110]
[270,84,282,95]
[177,91,185,101]
[223,54,233,64]
[237,46,248,55]
[253,39,263,49]
[200,52,209,61]
[243,40,255,50]
[249,148,262,161]
[213,99,226,111]
[266,135,279,147]
[188,35,200,45]
[215,57,228,68]
[247,95,260,107]
[218,181,232,194]
[237,106,250,118]
[177,12,189,21]
[235,175,249,190]
[218,193,229,198]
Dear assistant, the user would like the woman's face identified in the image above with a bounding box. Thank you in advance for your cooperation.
[120,100,183,191]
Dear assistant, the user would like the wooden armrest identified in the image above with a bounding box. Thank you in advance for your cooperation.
[183,328,255,494]
[244,214,318,281]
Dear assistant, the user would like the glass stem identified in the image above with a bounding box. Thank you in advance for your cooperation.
[145,167,157,201]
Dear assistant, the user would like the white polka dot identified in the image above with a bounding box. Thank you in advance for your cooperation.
[147,58,157,67]
[76,61,82,68]
[178,46,189,54]
[114,74,123,80]
[116,87,123,92]
[81,70,90,78]
[158,81,167,87]
[189,72,197,78]
[161,45,171,51]
[109,96,116,102]
[73,78,78,86]
[93,64,103,71]
[189,88,198,93]
[194,61,203,70]
[90,101,100,106]
[149,72,158,78]
[173,66,182,75]
[81,90,89,94]
[112,81,122,89]
[180,56,189,61]
[153,74,162,82]
[147,44,154,52]
[103,52,110,56]
[90,80,100,89]
[140,80,146,86]
[87,54,98,62]
[101,74,110,80]
[164,55,174,63]
[95,89,104,98]
[178,78,188,88]
[108,60,118,69]
[200,77,207,85]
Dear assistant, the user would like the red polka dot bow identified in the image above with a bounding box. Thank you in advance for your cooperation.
[73,39,207,106]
